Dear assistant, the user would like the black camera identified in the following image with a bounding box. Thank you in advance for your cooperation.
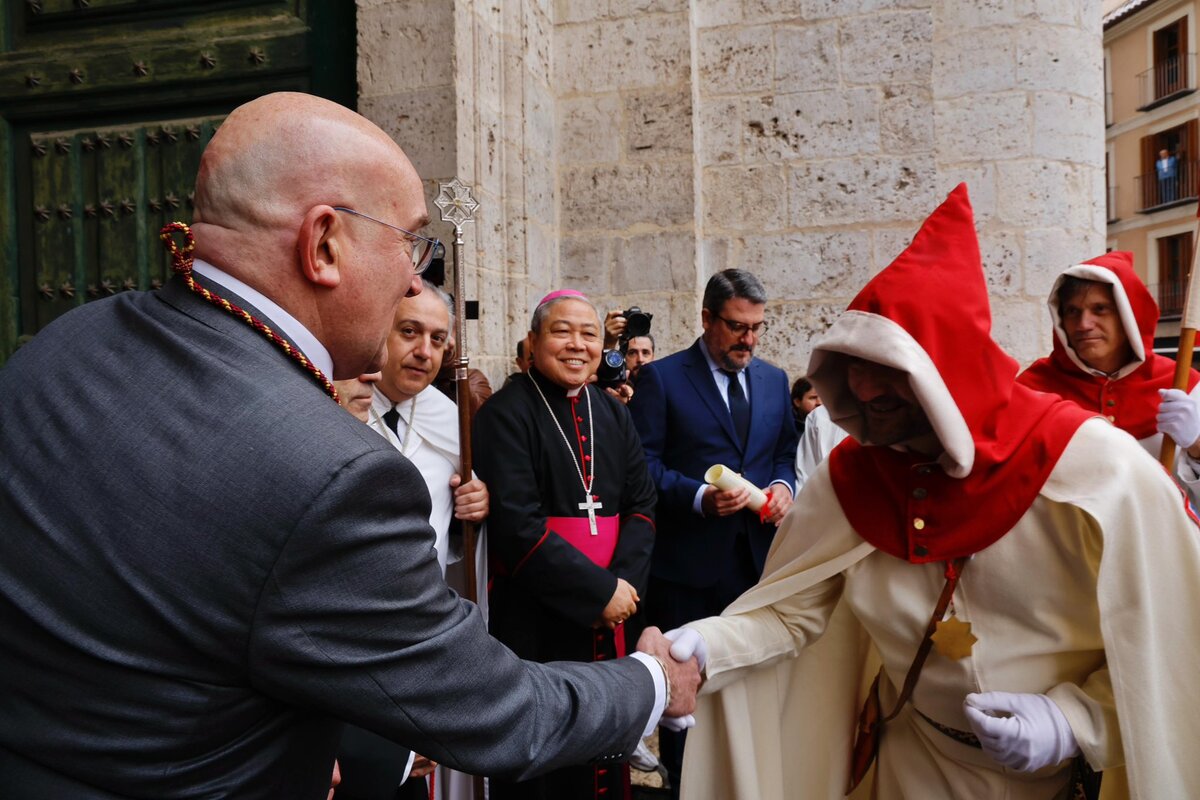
[596,307,653,390]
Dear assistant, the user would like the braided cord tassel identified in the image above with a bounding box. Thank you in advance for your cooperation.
[159,222,340,404]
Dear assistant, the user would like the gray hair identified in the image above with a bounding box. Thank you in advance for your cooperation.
[702,269,767,315]
[427,283,455,327]
[530,293,601,333]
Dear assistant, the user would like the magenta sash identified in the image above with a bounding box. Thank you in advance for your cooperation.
[547,515,620,568]
[547,515,629,657]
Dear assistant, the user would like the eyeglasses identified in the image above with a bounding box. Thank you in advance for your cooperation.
[332,207,444,276]
[714,313,768,337]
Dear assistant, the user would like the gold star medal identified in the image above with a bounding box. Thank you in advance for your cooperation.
[931,615,977,660]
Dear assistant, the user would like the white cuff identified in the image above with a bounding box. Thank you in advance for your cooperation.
[398,749,416,784]
[629,651,668,737]
[767,478,794,499]
[692,484,707,515]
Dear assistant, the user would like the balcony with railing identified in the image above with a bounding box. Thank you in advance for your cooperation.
[1150,281,1187,317]
[1137,53,1196,109]
[1136,160,1200,211]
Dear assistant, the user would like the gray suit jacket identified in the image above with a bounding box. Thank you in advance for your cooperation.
[0,276,652,799]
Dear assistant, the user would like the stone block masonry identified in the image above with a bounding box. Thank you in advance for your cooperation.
[357,0,1105,385]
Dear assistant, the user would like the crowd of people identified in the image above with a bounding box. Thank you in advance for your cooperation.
[3,92,1200,800]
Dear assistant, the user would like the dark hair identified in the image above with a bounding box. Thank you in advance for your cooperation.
[703,269,767,316]
[1055,275,1104,316]
[516,339,525,359]
[791,376,813,402]
[628,332,656,351]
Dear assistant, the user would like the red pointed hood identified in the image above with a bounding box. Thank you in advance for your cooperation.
[1018,251,1199,439]
[808,184,1092,564]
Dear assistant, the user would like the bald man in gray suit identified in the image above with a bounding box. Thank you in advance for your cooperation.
[0,93,698,799]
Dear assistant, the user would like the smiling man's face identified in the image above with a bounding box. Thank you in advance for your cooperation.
[1059,281,1133,375]
[376,289,450,403]
[846,358,933,447]
[530,298,602,390]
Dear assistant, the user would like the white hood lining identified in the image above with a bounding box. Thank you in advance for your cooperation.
[1048,264,1145,379]
[805,310,975,479]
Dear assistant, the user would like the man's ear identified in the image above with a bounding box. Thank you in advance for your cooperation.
[523,331,536,363]
[700,307,712,332]
[297,205,342,288]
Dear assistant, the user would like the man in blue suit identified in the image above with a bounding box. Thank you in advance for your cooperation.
[628,269,798,796]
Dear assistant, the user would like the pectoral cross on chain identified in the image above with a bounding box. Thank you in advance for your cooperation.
[579,494,603,536]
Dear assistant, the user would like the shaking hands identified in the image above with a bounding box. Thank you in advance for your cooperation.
[636,627,703,726]
[635,626,709,731]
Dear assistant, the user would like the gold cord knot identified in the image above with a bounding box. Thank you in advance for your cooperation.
[159,221,195,274]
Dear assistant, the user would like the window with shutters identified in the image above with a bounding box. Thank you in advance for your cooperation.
[1157,231,1194,316]
[1139,16,1195,109]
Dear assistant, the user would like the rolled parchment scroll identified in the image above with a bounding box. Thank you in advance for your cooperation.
[704,464,768,511]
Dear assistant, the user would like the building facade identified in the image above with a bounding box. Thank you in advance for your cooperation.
[2,1,1109,382]
[1105,0,1199,347]
[361,0,1106,381]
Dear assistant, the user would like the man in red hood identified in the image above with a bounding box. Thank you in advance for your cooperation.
[1018,252,1200,503]
[658,185,1200,800]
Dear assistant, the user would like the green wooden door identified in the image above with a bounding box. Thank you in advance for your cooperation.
[0,0,356,362]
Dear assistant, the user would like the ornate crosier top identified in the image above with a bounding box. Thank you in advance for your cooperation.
[159,222,340,403]
[434,178,479,228]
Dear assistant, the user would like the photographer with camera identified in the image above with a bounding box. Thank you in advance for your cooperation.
[598,307,655,404]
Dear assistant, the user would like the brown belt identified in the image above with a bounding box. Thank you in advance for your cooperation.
[915,708,982,749]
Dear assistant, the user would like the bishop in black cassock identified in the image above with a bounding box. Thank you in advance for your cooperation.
[473,291,656,800]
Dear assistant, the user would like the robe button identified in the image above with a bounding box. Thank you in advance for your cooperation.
[913,517,926,531]
[1106,400,1115,407]
[577,416,583,422]
[914,544,929,557]
[584,455,591,461]
[581,435,587,441]
[912,487,927,500]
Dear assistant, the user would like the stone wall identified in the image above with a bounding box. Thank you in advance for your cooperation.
[555,0,700,359]
[359,0,557,381]
[358,0,1106,385]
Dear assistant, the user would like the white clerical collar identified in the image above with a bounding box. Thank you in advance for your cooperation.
[528,368,585,397]
[371,385,400,417]
[698,337,748,376]
[191,258,333,380]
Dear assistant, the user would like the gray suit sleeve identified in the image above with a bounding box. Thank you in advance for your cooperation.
[246,448,652,780]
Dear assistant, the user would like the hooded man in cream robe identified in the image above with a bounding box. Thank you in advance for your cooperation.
[669,185,1200,800]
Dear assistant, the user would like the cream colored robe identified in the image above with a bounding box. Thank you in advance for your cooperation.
[681,418,1200,800]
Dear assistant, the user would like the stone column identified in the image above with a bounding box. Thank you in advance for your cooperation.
[934,0,1105,365]
[358,0,557,381]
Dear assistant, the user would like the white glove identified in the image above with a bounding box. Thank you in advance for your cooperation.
[658,713,695,732]
[1158,388,1200,450]
[664,627,708,672]
[658,628,707,732]
[963,692,1079,772]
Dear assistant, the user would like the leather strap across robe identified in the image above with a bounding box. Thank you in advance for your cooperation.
[846,556,968,794]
